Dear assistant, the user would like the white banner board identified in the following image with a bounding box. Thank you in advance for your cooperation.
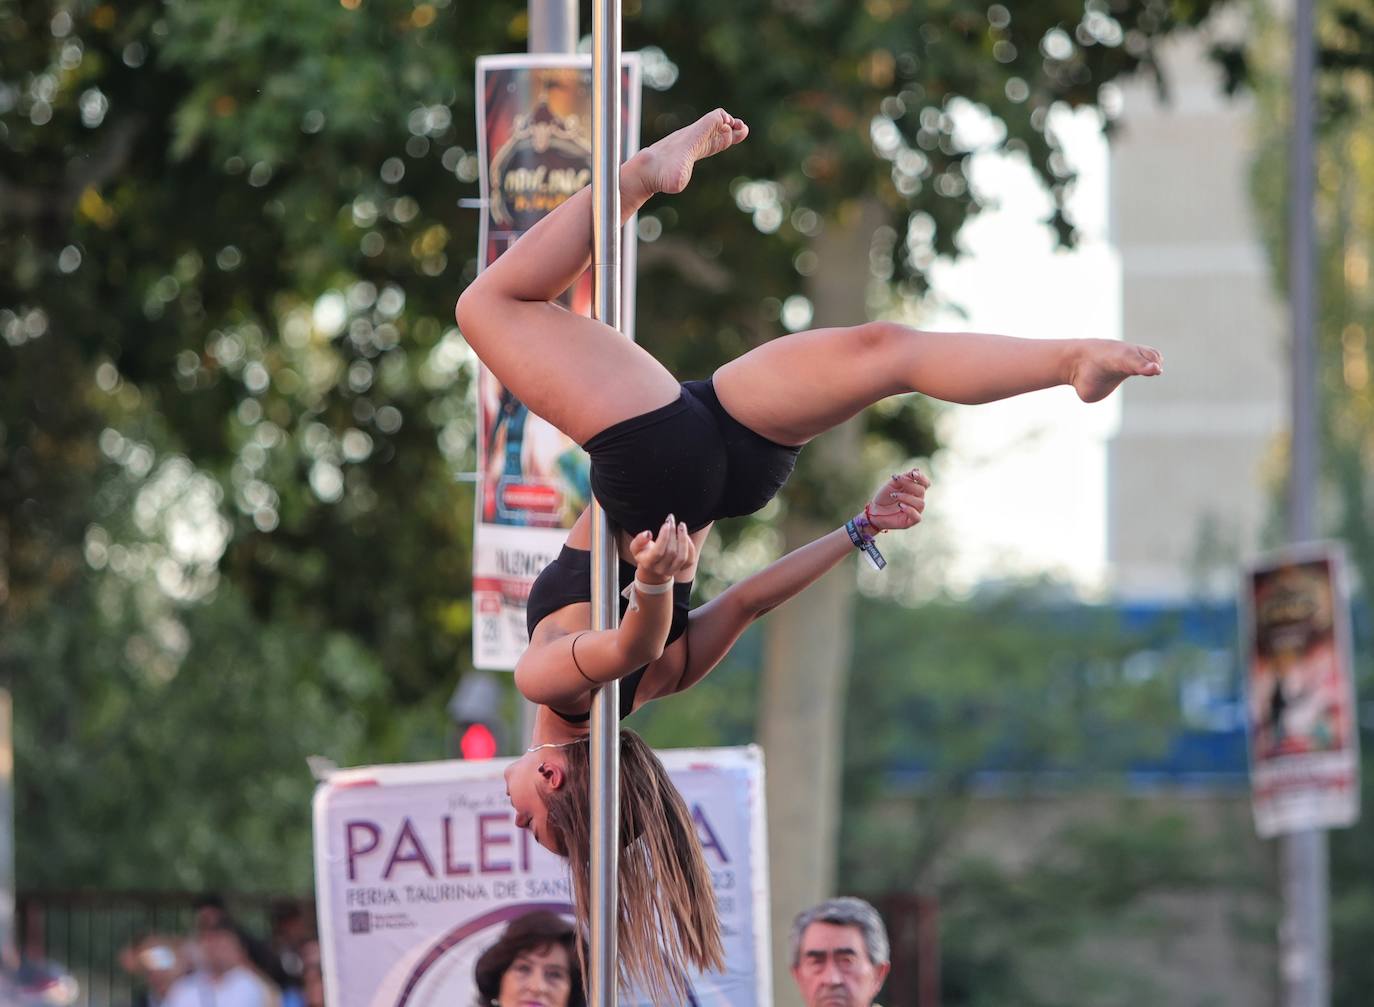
[314,746,771,1006]
[1242,542,1360,837]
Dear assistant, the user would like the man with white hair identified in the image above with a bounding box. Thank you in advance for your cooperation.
[789,896,891,1007]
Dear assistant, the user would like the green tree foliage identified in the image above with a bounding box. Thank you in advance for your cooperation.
[837,593,1262,1004]
[7,574,388,889]
[3,0,1223,891]
[935,807,1252,1006]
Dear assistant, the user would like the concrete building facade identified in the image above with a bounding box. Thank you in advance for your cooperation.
[1107,27,1289,600]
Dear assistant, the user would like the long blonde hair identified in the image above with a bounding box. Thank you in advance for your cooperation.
[545,729,724,1004]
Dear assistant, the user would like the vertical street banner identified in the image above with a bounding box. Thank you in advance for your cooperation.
[470,55,641,669]
[314,746,772,1007]
[1241,542,1360,838]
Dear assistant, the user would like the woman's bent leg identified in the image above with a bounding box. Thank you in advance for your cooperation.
[711,322,1163,446]
[456,110,748,445]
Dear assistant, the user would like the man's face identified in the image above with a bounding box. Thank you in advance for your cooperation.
[791,921,889,1007]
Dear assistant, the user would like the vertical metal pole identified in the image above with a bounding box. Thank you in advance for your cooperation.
[1289,7,1319,529]
[589,2,623,1006]
[1282,1,1328,1005]
[522,0,579,752]
[528,0,578,55]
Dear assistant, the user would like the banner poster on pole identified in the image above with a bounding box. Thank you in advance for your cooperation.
[313,746,771,1007]
[1241,542,1360,838]
[470,54,641,670]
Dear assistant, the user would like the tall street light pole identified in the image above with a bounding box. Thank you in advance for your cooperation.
[1281,1,1328,1004]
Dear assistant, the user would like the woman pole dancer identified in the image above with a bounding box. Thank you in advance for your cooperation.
[456,109,1161,1002]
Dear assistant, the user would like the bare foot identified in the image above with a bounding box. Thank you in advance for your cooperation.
[1070,340,1163,402]
[625,109,748,201]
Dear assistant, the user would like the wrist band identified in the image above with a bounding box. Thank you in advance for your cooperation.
[621,576,674,612]
[845,518,887,571]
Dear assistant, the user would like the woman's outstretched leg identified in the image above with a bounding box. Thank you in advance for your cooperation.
[456,109,749,445]
[711,322,1163,446]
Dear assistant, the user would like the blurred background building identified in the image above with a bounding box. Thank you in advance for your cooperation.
[1107,23,1288,602]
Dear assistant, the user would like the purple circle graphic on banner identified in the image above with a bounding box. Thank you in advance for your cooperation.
[393,901,703,1007]
[393,902,573,1007]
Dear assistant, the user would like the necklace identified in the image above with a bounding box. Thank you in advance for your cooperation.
[525,740,584,754]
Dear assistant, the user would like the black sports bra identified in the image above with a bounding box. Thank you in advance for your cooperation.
[525,545,692,722]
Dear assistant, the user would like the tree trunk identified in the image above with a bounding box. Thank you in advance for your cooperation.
[760,199,880,1003]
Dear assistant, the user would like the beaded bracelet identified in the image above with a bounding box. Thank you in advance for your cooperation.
[845,517,887,571]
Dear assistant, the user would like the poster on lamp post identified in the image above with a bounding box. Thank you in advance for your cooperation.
[313,746,771,1007]
[470,54,641,670]
[1241,542,1360,838]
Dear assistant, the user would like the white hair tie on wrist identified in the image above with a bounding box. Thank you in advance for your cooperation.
[621,577,673,612]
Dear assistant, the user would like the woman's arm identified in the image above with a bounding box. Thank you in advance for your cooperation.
[514,516,698,708]
[667,470,929,696]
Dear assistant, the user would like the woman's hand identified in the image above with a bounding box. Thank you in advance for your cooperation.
[629,514,696,582]
[863,468,929,532]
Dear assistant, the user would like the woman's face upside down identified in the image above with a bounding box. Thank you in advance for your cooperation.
[504,749,566,855]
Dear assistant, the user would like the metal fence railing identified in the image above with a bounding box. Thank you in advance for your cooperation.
[15,891,304,1007]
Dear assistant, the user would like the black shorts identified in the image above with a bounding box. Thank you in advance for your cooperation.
[583,379,801,535]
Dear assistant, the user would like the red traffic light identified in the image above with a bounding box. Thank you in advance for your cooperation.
[459,723,498,760]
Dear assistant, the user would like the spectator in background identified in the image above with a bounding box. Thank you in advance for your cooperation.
[118,934,188,1007]
[164,921,277,1007]
[472,911,583,1007]
[192,894,290,992]
[297,941,324,1007]
[789,897,891,1007]
[267,901,312,1007]
[191,894,230,935]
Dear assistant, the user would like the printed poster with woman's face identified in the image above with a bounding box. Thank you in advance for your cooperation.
[469,54,641,670]
[1242,543,1360,838]
[313,747,772,1007]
